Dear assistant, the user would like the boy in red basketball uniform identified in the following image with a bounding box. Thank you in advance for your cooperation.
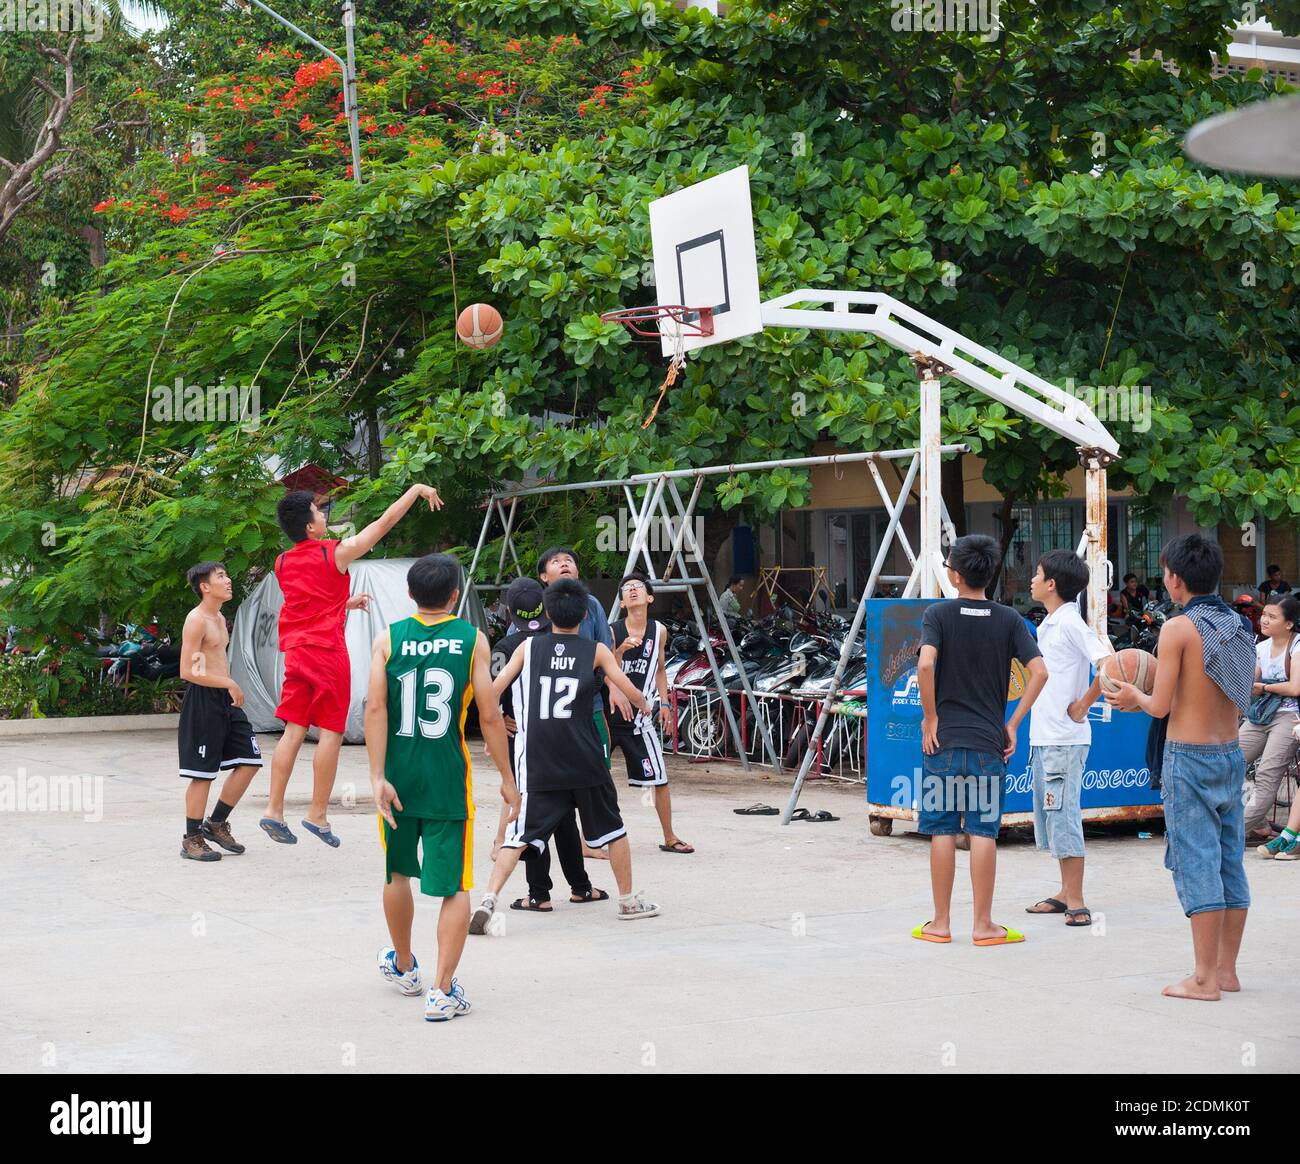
[260,484,442,846]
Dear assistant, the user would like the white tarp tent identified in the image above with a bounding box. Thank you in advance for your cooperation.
[229,557,488,743]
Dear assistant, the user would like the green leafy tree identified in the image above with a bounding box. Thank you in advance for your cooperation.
[2,0,1299,643]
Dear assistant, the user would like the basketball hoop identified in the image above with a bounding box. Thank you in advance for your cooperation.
[599,304,715,341]
[600,305,714,429]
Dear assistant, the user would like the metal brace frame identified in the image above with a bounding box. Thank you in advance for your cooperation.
[459,446,968,775]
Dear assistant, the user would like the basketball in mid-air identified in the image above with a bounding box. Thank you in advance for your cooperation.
[1099,648,1158,698]
[456,303,503,349]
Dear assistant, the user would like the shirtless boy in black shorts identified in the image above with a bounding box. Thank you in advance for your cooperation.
[177,562,263,861]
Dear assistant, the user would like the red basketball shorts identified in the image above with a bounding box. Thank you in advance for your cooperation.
[276,644,351,734]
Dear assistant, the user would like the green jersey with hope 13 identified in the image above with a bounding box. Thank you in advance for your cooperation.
[384,614,478,820]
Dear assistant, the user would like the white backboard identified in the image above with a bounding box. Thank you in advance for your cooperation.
[648,164,762,356]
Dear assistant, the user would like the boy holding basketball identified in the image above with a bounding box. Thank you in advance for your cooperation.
[1105,534,1256,1000]
[914,535,1047,946]
[1025,550,1113,926]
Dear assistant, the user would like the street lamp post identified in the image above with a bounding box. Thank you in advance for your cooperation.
[238,0,364,185]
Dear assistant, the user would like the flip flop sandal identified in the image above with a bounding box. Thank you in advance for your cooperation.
[300,819,341,848]
[788,808,813,822]
[1026,897,1067,914]
[569,888,610,904]
[734,803,779,815]
[510,897,553,913]
[659,840,695,854]
[912,921,952,944]
[259,818,297,845]
[973,926,1026,947]
[807,810,839,822]
[1065,907,1092,927]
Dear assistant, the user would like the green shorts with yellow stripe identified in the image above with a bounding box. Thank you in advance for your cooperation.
[594,708,611,770]
[379,814,473,898]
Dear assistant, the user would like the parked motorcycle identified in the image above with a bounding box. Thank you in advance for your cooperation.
[1109,598,1178,652]
[96,621,181,684]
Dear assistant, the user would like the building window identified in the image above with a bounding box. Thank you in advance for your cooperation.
[1037,504,1078,559]
[1126,507,1164,589]
[828,513,850,606]
[825,510,881,607]
[997,505,1035,596]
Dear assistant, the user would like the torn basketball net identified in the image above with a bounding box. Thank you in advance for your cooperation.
[599,305,714,429]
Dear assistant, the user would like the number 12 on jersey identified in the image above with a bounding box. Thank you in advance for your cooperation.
[538,675,577,720]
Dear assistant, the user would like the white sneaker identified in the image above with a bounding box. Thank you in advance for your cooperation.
[617,892,660,920]
[447,977,471,1016]
[468,895,496,935]
[377,946,423,996]
[425,980,471,1022]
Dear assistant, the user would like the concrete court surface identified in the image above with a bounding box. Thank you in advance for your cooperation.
[2,727,1296,1075]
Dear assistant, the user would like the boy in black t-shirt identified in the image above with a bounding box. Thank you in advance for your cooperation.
[470,578,660,934]
[1259,563,1292,603]
[913,535,1047,947]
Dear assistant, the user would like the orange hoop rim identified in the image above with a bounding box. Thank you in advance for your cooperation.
[599,304,715,340]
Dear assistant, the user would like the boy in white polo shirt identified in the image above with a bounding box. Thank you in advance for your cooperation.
[1025,549,1113,927]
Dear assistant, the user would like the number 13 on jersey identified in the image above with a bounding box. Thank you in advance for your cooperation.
[396,666,455,738]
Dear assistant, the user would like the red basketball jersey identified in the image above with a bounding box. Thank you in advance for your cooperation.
[275,539,350,651]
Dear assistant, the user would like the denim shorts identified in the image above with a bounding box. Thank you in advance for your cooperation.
[1161,740,1251,917]
[1031,744,1087,859]
[917,747,1004,839]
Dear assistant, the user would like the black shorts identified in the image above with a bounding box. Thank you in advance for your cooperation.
[610,720,667,787]
[503,782,625,852]
[179,685,263,780]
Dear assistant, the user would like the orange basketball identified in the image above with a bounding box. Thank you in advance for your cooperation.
[456,302,503,349]
[1099,648,1158,698]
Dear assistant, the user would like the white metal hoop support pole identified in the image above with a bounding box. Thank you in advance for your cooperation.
[914,353,949,600]
[760,291,1118,456]
[1081,448,1116,640]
